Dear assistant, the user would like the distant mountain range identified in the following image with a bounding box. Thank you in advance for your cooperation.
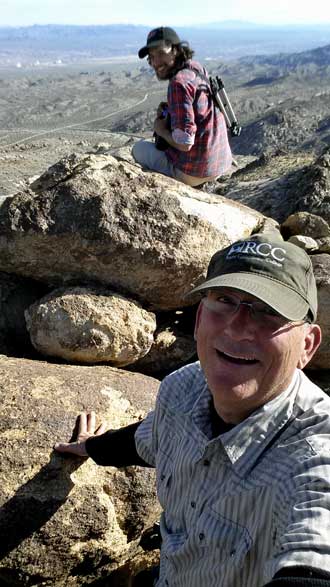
[1,23,330,66]
[240,43,330,67]
[191,20,330,29]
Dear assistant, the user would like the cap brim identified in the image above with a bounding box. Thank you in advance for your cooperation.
[186,272,310,321]
[138,39,171,58]
[138,46,149,58]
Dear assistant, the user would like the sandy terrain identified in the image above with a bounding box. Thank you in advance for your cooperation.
[0,63,164,195]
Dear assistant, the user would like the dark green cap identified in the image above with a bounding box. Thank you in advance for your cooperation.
[188,234,318,322]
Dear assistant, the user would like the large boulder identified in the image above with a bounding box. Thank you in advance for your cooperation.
[25,286,156,366]
[0,152,264,311]
[281,211,330,239]
[281,211,330,255]
[0,355,160,586]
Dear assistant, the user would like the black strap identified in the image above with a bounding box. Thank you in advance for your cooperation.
[188,65,212,92]
[264,566,330,586]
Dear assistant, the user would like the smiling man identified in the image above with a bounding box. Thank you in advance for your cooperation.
[55,233,330,587]
[131,26,232,186]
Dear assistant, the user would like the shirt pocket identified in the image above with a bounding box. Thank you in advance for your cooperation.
[156,451,175,509]
[155,430,186,509]
[194,509,253,567]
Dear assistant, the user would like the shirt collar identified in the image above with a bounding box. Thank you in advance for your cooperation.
[190,368,300,477]
[220,371,299,476]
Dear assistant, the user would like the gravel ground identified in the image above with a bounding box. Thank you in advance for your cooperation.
[0,130,140,196]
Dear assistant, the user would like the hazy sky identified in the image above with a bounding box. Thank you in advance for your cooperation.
[2,0,330,27]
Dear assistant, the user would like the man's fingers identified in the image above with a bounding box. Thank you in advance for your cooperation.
[54,412,104,457]
[78,411,98,435]
[87,411,96,434]
[95,422,107,436]
[77,412,88,435]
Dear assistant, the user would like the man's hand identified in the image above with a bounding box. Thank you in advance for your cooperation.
[157,101,168,118]
[54,411,107,457]
[154,116,168,136]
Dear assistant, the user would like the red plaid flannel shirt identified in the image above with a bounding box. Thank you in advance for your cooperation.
[166,60,232,178]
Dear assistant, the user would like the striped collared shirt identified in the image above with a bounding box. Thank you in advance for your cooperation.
[135,362,330,587]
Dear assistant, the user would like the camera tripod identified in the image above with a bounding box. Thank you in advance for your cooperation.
[210,76,241,137]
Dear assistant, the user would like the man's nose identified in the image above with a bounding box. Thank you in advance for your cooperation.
[152,52,166,65]
[223,304,256,339]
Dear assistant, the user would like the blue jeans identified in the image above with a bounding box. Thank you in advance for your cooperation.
[132,139,179,179]
[132,139,217,186]
[132,139,219,187]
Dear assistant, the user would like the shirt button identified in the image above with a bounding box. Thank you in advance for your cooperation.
[203,459,210,466]
[230,549,236,557]
[160,474,165,481]
[199,532,205,541]
[190,501,196,508]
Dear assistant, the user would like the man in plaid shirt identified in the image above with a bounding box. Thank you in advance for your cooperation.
[132,27,233,187]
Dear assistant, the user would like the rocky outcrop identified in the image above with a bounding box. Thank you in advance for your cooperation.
[0,355,160,586]
[25,286,156,365]
[0,152,265,312]
[309,254,330,370]
[131,308,197,377]
[218,150,330,224]
[1,150,330,373]
[281,211,330,240]
[281,211,330,254]
[0,145,330,587]
[288,235,318,251]
[0,272,47,356]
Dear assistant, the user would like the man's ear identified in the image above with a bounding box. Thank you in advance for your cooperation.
[194,301,203,341]
[297,323,322,369]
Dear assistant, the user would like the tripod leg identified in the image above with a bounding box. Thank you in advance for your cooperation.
[218,88,238,124]
[214,92,232,128]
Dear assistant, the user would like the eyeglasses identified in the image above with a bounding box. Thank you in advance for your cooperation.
[202,292,291,331]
